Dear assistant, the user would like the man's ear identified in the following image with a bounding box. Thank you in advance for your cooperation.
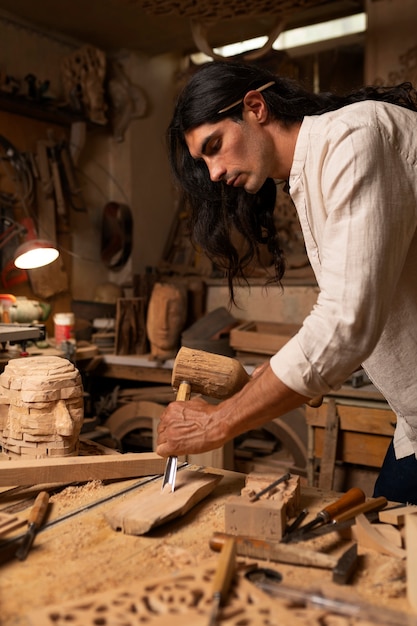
[242,90,269,122]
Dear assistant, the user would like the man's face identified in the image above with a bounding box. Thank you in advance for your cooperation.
[185,116,274,194]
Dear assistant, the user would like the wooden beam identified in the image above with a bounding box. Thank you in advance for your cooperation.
[318,399,339,491]
[0,452,166,486]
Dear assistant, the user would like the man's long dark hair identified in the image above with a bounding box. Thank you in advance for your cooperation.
[167,61,417,300]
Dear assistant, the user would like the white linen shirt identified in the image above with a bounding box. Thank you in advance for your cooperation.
[270,100,417,459]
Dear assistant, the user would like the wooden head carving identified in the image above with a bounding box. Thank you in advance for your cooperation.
[146,282,187,362]
[0,356,84,459]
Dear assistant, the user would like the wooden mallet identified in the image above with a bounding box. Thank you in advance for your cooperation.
[172,346,323,407]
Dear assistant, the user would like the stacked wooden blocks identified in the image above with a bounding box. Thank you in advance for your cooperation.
[0,355,84,459]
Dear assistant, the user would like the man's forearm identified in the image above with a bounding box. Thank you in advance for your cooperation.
[216,364,310,443]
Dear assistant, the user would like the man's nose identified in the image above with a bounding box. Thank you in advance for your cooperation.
[208,160,226,183]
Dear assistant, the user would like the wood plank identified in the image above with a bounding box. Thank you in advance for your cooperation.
[98,361,172,384]
[105,468,222,534]
[0,452,165,486]
[305,403,396,436]
[318,399,339,491]
[230,321,301,355]
[312,429,391,467]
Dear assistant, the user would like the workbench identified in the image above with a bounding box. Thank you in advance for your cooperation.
[0,462,414,625]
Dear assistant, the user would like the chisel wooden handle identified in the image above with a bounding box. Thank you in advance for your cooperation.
[212,537,237,604]
[322,487,365,522]
[176,381,191,402]
[208,537,237,626]
[161,381,191,493]
[28,491,50,528]
[333,496,387,523]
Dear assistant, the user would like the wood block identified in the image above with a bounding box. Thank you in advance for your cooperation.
[379,504,417,526]
[406,513,417,611]
[241,473,300,519]
[225,494,286,541]
[225,476,300,543]
[105,468,222,535]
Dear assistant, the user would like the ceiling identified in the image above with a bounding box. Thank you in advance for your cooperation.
[0,0,364,57]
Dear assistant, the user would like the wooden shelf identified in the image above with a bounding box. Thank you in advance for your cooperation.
[0,92,96,127]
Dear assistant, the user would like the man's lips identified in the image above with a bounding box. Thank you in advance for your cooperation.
[227,175,240,187]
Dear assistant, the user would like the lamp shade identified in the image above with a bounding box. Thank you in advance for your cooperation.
[14,239,60,270]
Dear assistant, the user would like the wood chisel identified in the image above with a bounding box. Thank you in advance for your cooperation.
[15,490,50,561]
[208,536,237,626]
[161,381,191,493]
[283,496,388,543]
[282,487,366,543]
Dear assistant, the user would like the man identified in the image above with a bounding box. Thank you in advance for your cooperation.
[156,61,417,504]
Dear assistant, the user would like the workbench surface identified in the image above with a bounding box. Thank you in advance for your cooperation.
[0,466,413,626]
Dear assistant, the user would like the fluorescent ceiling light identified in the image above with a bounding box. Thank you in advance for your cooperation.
[191,12,367,63]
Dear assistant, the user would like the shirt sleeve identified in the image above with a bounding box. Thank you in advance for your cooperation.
[270,122,417,397]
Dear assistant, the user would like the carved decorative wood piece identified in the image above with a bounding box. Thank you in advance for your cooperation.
[26,564,306,625]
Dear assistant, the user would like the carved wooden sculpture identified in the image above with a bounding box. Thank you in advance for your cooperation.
[146,282,187,362]
[61,45,107,125]
[0,356,84,459]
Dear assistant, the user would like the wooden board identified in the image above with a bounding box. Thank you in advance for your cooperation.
[0,451,165,486]
[230,321,301,355]
[105,468,222,534]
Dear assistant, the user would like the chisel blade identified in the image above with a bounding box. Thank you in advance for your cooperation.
[161,455,178,493]
[161,381,191,494]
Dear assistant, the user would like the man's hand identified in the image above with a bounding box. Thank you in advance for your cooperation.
[156,364,311,458]
[156,397,225,457]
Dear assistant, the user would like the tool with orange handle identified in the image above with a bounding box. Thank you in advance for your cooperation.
[283,487,366,542]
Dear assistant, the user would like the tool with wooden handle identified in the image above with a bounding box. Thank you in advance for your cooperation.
[161,381,191,493]
[164,348,322,492]
[211,532,358,584]
[15,490,50,561]
[284,496,388,543]
[172,347,323,407]
[208,537,237,626]
[283,487,366,543]
[210,532,340,570]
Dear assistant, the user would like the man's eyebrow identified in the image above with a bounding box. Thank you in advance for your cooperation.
[200,132,216,156]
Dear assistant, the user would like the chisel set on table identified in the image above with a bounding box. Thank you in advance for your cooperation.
[204,471,416,625]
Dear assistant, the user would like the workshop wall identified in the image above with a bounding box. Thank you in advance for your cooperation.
[365,0,417,85]
[0,15,181,312]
